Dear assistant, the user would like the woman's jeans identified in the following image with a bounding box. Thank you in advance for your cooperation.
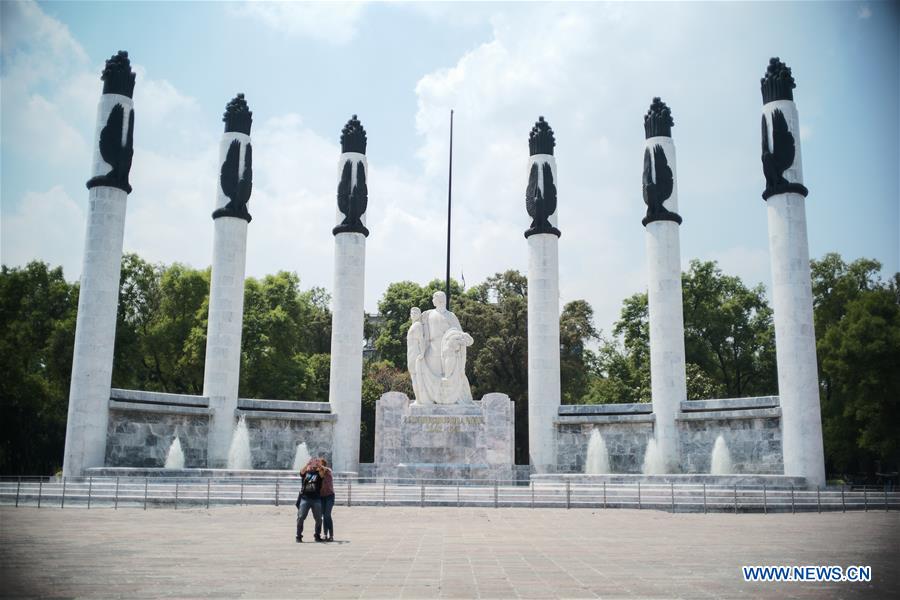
[321,494,335,537]
[296,497,322,538]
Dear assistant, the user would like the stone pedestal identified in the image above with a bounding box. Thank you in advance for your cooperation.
[375,392,515,482]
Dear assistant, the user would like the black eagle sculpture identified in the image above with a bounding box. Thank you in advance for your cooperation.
[760,109,807,200]
[759,57,808,200]
[642,144,682,226]
[214,139,253,221]
[524,116,561,238]
[86,104,135,193]
[525,162,561,238]
[333,160,369,236]
[761,109,794,195]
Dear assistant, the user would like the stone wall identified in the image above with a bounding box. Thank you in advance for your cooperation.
[375,392,515,482]
[677,397,782,474]
[105,389,210,468]
[557,421,655,474]
[241,407,335,470]
[104,391,335,470]
[555,397,783,475]
[235,398,335,470]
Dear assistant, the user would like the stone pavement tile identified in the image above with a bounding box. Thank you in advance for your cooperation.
[3,507,899,599]
[360,587,405,599]
[401,586,440,598]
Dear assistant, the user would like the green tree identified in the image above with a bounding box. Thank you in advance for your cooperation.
[112,255,209,394]
[812,254,900,478]
[591,260,777,404]
[461,271,530,462]
[0,262,78,474]
[239,272,331,401]
[359,360,411,462]
[559,300,600,404]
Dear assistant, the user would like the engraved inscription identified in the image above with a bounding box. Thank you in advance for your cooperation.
[405,415,484,433]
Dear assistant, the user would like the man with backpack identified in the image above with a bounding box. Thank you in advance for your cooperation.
[295,458,324,542]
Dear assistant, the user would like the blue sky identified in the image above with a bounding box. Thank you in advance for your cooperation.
[2,1,898,335]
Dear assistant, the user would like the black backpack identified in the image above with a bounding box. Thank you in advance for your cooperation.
[302,471,321,496]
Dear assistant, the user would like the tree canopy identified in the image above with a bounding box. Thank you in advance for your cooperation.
[2,252,896,479]
[585,260,777,405]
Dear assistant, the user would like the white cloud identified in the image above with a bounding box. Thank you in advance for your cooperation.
[0,1,89,89]
[407,4,686,331]
[1,186,85,277]
[3,91,90,166]
[231,1,366,45]
[2,1,809,338]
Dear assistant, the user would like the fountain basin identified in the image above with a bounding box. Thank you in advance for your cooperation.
[85,467,358,481]
[531,473,809,488]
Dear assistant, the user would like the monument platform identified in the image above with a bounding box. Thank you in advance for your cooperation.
[531,473,809,488]
[84,467,358,481]
[375,392,515,483]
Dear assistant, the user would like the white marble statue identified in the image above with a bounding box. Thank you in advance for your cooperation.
[406,306,425,402]
[407,291,474,405]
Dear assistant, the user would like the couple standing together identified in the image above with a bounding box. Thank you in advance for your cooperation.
[294,457,335,542]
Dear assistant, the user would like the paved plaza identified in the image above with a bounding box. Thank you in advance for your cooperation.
[1,506,897,599]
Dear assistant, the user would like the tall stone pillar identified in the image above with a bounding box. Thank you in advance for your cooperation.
[759,58,825,487]
[63,51,136,477]
[328,115,369,474]
[525,117,562,473]
[641,98,686,473]
[204,94,254,468]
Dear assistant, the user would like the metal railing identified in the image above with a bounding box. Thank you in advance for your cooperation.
[1,476,896,513]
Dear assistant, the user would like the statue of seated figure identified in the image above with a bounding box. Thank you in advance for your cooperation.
[407,291,474,405]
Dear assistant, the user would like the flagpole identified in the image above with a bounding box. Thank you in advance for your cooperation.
[445,109,453,309]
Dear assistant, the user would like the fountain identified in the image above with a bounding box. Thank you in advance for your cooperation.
[291,442,311,472]
[227,416,252,470]
[164,436,185,469]
[584,429,611,474]
[710,435,734,475]
[641,437,665,474]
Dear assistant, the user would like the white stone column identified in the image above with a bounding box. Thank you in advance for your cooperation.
[204,95,253,467]
[63,52,136,477]
[329,116,369,474]
[525,117,561,473]
[642,98,686,473]
[527,232,560,473]
[760,59,825,487]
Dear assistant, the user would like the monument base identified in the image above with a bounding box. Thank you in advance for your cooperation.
[375,392,515,484]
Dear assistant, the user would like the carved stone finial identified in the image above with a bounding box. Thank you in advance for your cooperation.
[101,51,136,98]
[760,57,796,104]
[341,114,367,154]
[529,116,555,156]
[223,94,253,135]
[644,97,674,139]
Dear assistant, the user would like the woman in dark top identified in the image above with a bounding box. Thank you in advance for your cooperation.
[319,458,335,541]
[295,458,324,542]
